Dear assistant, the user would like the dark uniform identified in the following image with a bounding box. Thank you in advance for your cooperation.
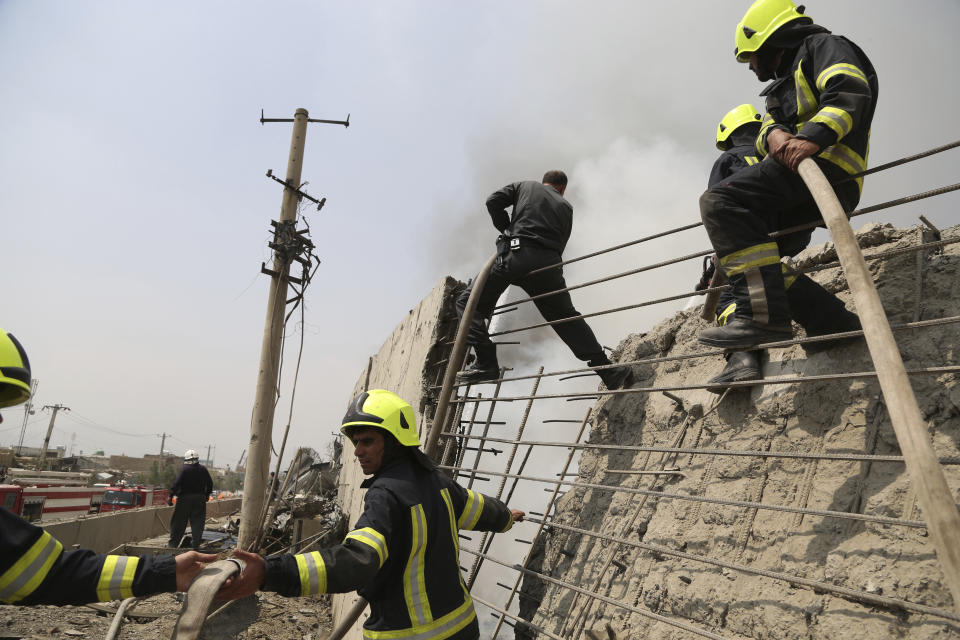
[456,181,607,367]
[168,463,213,548]
[701,26,877,332]
[709,141,831,332]
[0,508,175,605]
[262,454,513,640]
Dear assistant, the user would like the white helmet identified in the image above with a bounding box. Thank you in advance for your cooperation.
[184,449,200,464]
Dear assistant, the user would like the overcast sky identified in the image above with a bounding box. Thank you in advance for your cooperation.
[2,1,958,471]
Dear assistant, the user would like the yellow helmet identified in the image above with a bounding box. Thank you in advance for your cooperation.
[735,0,809,62]
[341,389,420,447]
[0,330,31,408]
[716,104,762,150]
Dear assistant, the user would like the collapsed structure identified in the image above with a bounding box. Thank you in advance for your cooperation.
[331,221,959,639]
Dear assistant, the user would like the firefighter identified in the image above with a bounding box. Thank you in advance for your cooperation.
[168,449,214,549]
[455,170,634,391]
[703,103,859,392]
[218,389,525,640]
[0,328,216,605]
[698,0,873,351]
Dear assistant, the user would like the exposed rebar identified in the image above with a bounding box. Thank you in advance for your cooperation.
[444,466,928,528]
[527,516,960,623]
[450,365,960,404]
[444,315,960,390]
[463,547,727,640]
[437,432,960,466]
[489,236,960,338]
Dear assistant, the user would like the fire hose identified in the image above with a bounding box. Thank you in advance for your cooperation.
[169,558,245,640]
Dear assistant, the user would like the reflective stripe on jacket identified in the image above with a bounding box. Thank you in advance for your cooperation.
[264,455,513,640]
[756,32,878,190]
[0,508,176,605]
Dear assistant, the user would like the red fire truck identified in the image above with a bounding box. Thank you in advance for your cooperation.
[0,483,105,522]
[100,485,169,512]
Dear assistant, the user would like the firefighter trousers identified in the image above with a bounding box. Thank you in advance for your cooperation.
[455,243,606,365]
[168,494,207,548]
[700,156,859,327]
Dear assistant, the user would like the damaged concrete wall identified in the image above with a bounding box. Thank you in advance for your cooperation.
[331,277,461,639]
[525,222,960,639]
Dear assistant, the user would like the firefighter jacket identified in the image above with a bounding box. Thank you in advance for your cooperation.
[486,181,573,254]
[263,455,514,640]
[170,463,213,498]
[0,508,176,605]
[708,143,759,189]
[756,32,878,191]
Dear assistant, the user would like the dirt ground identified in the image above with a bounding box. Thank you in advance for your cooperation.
[0,592,332,640]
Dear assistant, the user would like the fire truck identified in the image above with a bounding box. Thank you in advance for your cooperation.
[100,485,169,512]
[0,483,105,522]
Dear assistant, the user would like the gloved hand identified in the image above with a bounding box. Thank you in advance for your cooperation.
[167,498,174,506]
[695,255,716,292]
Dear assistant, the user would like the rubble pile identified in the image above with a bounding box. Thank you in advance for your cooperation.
[259,448,346,554]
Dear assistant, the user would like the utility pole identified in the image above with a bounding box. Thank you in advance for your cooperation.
[15,379,38,455]
[206,444,212,466]
[159,432,168,461]
[238,108,349,549]
[38,404,69,469]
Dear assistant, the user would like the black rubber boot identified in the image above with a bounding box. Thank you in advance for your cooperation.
[698,318,792,350]
[706,350,762,394]
[458,344,500,384]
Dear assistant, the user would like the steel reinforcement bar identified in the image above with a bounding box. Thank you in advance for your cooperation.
[445,314,960,389]
[489,235,960,337]
[497,232,960,322]
[436,432,960,466]
[525,515,960,623]
[442,466,928,528]
[503,179,960,312]
[449,365,960,404]
[461,546,728,640]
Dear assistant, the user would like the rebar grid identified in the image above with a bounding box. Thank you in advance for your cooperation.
[490,410,592,638]
[523,516,960,623]
[443,465,928,528]
[442,315,960,390]
[466,378,506,491]
[450,365,960,405]
[437,432,960,466]
[563,393,721,638]
[467,368,544,587]
[461,547,728,640]
[489,234,960,338]
[471,594,565,640]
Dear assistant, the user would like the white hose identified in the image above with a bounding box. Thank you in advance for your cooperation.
[169,558,244,640]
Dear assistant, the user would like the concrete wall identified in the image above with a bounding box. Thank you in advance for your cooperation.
[526,223,960,639]
[331,277,459,640]
[43,498,241,553]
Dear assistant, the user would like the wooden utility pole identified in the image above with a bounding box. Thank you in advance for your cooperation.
[238,108,309,549]
[206,444,212,466]
[38,404,69,469]
[238,108,348,549]
[159,432,168,460]
[15,378,38,454]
